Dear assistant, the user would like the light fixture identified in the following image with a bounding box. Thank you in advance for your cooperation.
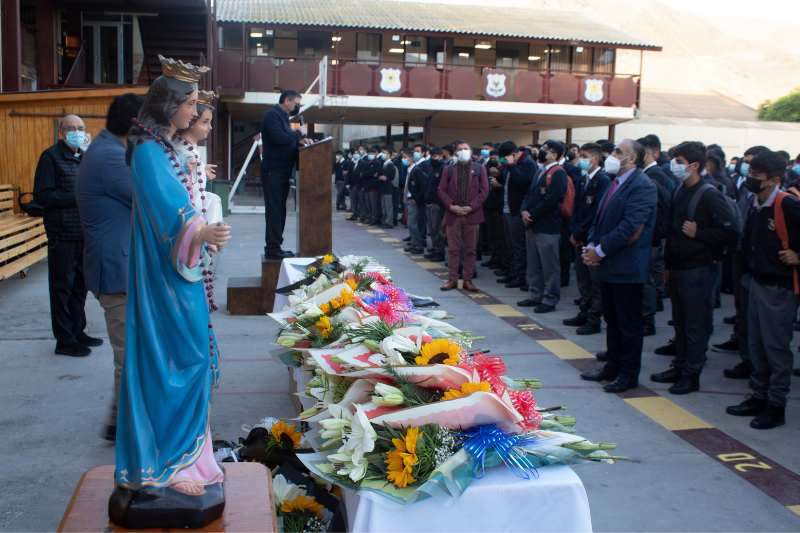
[575,46,584,53]
[250,32,263,37]
[265,30,273,36]
[458,53,469,58]
[256,43,262,46]
[528,55,540,61]
[332,36,341,41]
[389,48,404,53]
[475,41,491,49]
[392,35,400,41]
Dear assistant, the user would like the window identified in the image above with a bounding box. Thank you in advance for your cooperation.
[453,47,473,66]
[495,49,518,68]
[549,45,570,71]
[403,36,428,67]
[82,13,134,84]
[593,48,615,74]
[527,44,546,70]
[571,46,591,73]
[357,33,381,65]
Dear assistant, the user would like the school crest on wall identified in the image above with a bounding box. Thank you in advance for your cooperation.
[584,79,604,103]
[486,73,507,98]
[380,68,402,93]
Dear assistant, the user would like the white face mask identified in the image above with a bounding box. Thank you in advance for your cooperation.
[604,155,622,175]
[456,149,471,163]
[670,158,693,183]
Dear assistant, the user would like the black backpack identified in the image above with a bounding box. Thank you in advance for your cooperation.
[652,182,670,244]
[676,182,742,262]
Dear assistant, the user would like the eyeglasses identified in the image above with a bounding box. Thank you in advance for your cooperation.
[61,125,86,133]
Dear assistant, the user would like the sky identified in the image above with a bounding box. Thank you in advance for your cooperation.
[666,0,800,21]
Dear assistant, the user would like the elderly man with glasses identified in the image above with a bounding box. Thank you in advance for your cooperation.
[33,114,103,357]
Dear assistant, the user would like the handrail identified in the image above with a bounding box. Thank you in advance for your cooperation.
[62,40,88,88]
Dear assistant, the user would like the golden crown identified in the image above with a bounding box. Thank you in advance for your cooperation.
[197,90,216,106]
[158,55,210,83]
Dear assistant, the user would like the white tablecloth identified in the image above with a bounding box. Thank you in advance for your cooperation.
[342,464,592,533]
[272,257,317,312]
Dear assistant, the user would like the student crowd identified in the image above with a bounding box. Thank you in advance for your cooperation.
[334,136,800,430]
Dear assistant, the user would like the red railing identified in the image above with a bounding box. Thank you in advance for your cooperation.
[215,51,640,108]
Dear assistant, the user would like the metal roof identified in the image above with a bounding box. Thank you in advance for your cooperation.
[216,0,660,49]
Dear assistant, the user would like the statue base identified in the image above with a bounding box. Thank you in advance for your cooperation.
[108,471,225,529]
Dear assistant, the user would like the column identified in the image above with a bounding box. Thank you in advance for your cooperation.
[1,0,22,92]
[36,0,56,89]
[402,121,409,147]
[424,116,432,145]
[385,125,392,146]
[608,124,616,143]
[565,128,572,146]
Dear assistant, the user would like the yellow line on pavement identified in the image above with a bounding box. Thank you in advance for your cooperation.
[625,396,714,431]
[367,229,384,234]
[381,237,400,242]
[417,262,446,269]
[537,339,596,360]
[788,506,800,517]
[481,304,524,317]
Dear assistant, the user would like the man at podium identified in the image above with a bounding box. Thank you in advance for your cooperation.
[260,89,312,259]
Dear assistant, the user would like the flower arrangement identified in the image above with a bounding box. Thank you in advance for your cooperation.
[272,474,329,533]
[262,420,302,455]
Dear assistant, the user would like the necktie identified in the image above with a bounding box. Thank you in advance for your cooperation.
[599,178,619,219]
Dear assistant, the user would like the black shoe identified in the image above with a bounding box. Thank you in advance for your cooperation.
[714,300,722,309]
[534,304,555,313]
[101,424,116,441]
[517,299,541,307]
[724,361,754,379]
[504,278,524,288]
[494,269,510,277]
[750,402,785,429]
[712,339,739,354]
[429,254,445,262]
[651,367,681,383]
[380,224,393,229]
[596,351,608,361]
[347,216,358,220]
[643,324,656,337]
[667,319,674,326]
[497,275,515,284]
[410,247,424,254]
[654,339,677,356]
[560,280,569,287]
[563,314,588,327]
[520,284,529,291]
[669,373,700,395]
[656,299,664,312]
[265,249,294,259]
[481,260,500,268]
[423,251,438,259]
[723,315,737,325]
[580,368,616,382]
[55,342,91,357]
[604,377,638,393]
[726,394,767,416]
[77,334,103,347]
[576,323,601,335]
[403,236,411,242]
[794,368,800,377]
[573,298,582,305]
[793,322,800,331]
[369,222,380,226]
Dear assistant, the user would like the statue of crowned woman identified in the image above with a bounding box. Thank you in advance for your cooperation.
[109,56,232,529]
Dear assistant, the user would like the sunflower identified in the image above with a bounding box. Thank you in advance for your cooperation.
[441,381,491,401]
[385,427,420,488]
[307,266,318,276]
[280,494,324,519]
[315,315,333,338]
[319,302,332,315]
[345,278,358,292]
[415,338,462,366]
[322,253,335,265]
[331,288,353,310]
[271,420,302,449]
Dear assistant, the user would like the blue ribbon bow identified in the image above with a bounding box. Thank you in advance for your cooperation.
[455,424,540,480]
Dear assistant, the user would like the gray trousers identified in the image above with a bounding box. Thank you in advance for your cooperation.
[335,181,347,209]
[405,201,424,250]
[381,194,394,226]
[366,191,380,223]
[574,245,602,326]
[426,204,446,253]
[653,240,666,297]
[670,265,716,375]
[526,231,561,306]
[642,244,662,327]
[749,279,796,405]
[96,292,127,426]
[358,190,368,219]
[503,212,528,280]
[738,274,752,364]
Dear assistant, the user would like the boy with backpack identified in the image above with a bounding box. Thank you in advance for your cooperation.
[378,145,398,229]
[726,151,800,429]
[517,140,572,313]
[651,142,741,395]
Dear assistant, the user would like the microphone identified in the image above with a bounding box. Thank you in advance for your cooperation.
[298,115,307,138]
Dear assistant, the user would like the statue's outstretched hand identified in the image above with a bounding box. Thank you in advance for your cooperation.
[201,222,231,248]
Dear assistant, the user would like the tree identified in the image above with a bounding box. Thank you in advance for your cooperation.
[758,88,800,122]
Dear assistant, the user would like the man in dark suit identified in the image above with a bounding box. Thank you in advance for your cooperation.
[580,139,658,392]
[560,144,582,286]
[259,89,311,259]
[496,141,536,288]
[76,93,144,440]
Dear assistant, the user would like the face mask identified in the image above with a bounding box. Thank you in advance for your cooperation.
[499,156,505,164]
[578,158,592,172]
[728,164,736,173]
[379,153,387,161]
[413,152,421,161]
[65,131,86,149]
[604,155,623,175]
[481,149,490,157]
[457,149,471,163]
[739,162,750,176]
[537,150,548,163]
[336,156,341,161]
[793,164,800,175]
[401,159,410,167]
[745,177,770,195]
[367,154,375,161]
[289,103,300,116]
[353,154,360,161]
[669,159,694,183]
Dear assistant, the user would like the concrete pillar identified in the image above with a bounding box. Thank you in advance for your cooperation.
[608,124,616,143]
[532,130,540,145]
[35,0,57,89]
[385,125,392,146]
[565,128,572,146]
[1,0,22,92]
[424,116,432,145]
[402,121,409,147]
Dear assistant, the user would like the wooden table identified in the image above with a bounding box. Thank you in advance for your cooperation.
[58,463,278,532]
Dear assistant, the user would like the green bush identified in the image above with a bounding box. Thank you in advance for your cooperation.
[758,88,800,122]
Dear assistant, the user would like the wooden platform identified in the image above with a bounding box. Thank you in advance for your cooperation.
[58,463,278,532]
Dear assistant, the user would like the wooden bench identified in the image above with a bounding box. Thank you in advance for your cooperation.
[0,184,48,281]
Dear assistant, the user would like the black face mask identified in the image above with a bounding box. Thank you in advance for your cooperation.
[537,150,548,163]
[289,103,300,116]
[744,177,770,195]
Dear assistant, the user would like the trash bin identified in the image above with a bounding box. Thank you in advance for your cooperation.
[211,179,232,217]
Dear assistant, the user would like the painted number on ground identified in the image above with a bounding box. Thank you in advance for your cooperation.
[718,453,773,472]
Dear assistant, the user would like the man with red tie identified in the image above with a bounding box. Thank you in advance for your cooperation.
[579,139,658,393]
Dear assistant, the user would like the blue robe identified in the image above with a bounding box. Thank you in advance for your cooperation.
[116,139,221,489]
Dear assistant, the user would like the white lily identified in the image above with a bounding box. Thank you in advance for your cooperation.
[372,383,404,407]
[327,446,368,482]
[272,474,306,505]
[319,403,353,436]
[307,274,329,295]
[287,295,303,307]
[342,405,377,464]
[297,301,324,319]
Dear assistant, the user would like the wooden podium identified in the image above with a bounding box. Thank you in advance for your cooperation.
[227,138,333,315]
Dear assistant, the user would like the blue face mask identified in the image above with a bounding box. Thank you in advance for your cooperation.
[793,164,800,175]
[728,164,736,173]
[739,162,750,176]
[367,154,375,161]
[499,156,505,164]
[379,153,387,161]
[401,159,410,167]
[413,152,421,161]
[65,130,86,149]
[481,149,490,157]
[578,158,592,171]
